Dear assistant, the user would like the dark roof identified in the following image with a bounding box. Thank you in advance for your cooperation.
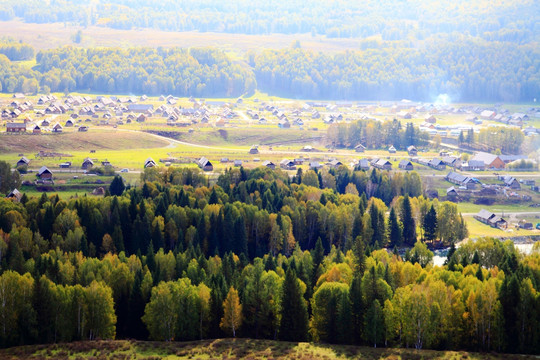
[429,158,444,166]
[37,166,52,176]
[476,209,495,221]
[18,156,30,164]
[399,160,413,167]
[7,122,26,129]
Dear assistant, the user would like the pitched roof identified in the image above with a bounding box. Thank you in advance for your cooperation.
[471,152,500,165]
[476,209,495,221]
[399,160,412,167]
[37,166,52,175]
[18,156,30,164]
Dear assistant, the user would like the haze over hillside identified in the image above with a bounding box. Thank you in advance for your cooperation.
[0,0,538,101]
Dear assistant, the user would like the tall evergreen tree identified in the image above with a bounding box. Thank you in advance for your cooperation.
[400,195,416,246]
[423,205,438,243]
[109,176,125,196]
[279,269,308,341]
[388,208,403,247]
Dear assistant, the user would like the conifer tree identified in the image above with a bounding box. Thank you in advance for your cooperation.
[400,195,416,246]
[388,208,403,247]
[279,268,308,341]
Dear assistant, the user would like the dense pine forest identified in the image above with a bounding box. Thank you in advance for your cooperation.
[1,164,538,354]
[0,40,538,101]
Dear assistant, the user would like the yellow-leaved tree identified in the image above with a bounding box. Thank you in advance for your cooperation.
[220,286,242,337]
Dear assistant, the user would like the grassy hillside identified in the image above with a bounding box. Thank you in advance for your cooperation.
[0,131,169,154]
[0,339,533,360]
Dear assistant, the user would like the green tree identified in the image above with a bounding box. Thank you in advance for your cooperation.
[365,299,384,347]
[388,207,403,247]
[422,205,438,243]
[279,268,308,341]
[109,175,125,196]
[83,281,116,340]
[0,161,21,195]
[400,195,416,246]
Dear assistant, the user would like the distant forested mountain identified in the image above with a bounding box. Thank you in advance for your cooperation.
[0,0,538,42]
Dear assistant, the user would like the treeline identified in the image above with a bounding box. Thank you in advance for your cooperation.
[0,164,463,261]
[0,39,538,101]
[476,127,525,155]
[0,47,255,97]
[252,38,539,102]
[0,0,537,43]
[0,41,34,61]
[328,120,429,150]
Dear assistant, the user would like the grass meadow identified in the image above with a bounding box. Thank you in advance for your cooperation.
[0,339,534,360]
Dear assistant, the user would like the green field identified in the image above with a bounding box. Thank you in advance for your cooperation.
[0,339,532,360]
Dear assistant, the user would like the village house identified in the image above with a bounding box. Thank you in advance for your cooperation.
[197,157,214,171]
[327,159,343,169]
[37,166,53,180]
[474,209,508,229]
[372,159,392,171]
[355,144,366,153]
[81,158,94,170]
[480,110,496,119]
[446,186,459,201]
[278,120,291,129]
[32,125,41,134]
[52,123,63,133]
[78,126,89,132]
[424,114,437,123]
[501,176,520,189]
[249,145,259,154]
[59,162,71,168]
[144,157,157,168]
[407,145,418,156]
[262,161,276,170]
[399,160,414,170]
[428,158,446,170]
[442,156,461,168]
[16,157,30,168]
[356,159,370,171]
[280,159,296,170]
[6,189,22,202]
[461,160,485,171]
[388,145,396,154]
[470,152,505,169]
[6,122,26,133]
[445,171,477,189]
[234,160,243,167]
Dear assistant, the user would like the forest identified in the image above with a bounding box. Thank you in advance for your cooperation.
[2,164,538,355]
[251,38,539,101]
[327,120,429,150]
[0,47,256,97]
[0,38,537,101]
[0,0,537,43]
